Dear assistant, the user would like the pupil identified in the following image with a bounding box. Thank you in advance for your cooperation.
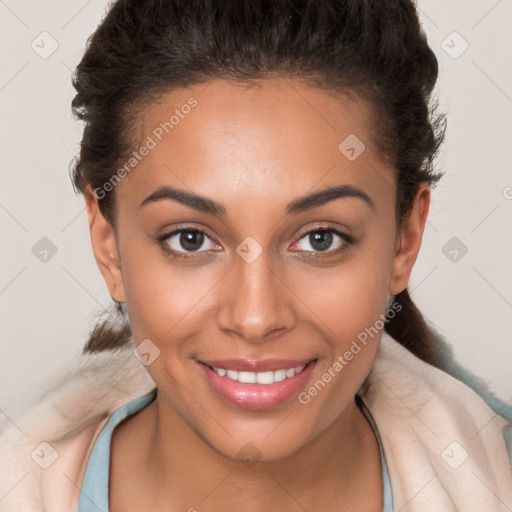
[310,231,332,251]
[180,231,204,251]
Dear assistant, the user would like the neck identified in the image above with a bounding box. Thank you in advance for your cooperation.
[121,393,383,511]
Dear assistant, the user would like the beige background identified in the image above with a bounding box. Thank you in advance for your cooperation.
[1,0,511,412]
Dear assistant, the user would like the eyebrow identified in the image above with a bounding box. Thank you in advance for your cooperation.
[140,184,374,215]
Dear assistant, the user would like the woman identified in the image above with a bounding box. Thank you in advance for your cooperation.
[1,0,511,510]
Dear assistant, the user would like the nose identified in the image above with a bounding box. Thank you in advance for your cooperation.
[216,248,297,343]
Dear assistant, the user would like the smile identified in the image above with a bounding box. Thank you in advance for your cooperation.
[210,365,307,384]
[197,359,317,410]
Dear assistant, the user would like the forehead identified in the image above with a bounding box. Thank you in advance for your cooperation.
[117,78,394,212]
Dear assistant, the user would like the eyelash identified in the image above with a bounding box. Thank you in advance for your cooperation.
[156,224,355,261]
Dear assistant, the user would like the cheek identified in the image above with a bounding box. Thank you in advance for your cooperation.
[120,239,219,346]
[290,251,392,343]
[293,265,390,429]
[288,246,392,399]
[121,251,216,406]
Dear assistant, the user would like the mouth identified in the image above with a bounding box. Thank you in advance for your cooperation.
[196,358,318,410]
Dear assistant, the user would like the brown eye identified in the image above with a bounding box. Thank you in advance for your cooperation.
[307,230,334,251]
[295,228,350,253]
[178,230,205,251]
[158,228,219,257]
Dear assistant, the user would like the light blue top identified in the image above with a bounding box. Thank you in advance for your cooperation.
[78,390,157,512]
[359,396,394,512]
[78,390,393,512]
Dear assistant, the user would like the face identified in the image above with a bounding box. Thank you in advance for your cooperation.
[85,78,429,462]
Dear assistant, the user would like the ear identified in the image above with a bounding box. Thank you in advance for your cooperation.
[83,186,126,302]
[388,182,430,295]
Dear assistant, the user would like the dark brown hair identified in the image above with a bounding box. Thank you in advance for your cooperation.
[72,0,446,366]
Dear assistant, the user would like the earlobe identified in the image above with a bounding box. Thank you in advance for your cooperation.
[388,183,431,295]
[83,186,126,302]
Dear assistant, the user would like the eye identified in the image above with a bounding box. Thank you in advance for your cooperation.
[157,227,220,259]
[290,225,354,256]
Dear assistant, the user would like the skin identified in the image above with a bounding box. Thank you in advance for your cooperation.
[84,78,430,511]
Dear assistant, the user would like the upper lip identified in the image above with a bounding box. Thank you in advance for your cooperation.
[199,358,315,372]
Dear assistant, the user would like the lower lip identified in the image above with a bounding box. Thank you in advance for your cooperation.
[197,361,317,410]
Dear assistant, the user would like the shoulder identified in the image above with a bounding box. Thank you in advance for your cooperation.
[0,341,156,511]
[361,330,512,511]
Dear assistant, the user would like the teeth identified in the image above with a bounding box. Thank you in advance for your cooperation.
[274,369,287,382]
[226,370,238,380]
[213,364,306,384]
[256,371,274,384]
[238,371,256,383]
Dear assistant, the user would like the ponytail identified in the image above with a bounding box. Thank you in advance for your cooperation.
[384,287,442,367]
[82,305,131,353]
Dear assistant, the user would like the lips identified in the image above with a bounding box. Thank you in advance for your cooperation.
[197,357,318,410]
